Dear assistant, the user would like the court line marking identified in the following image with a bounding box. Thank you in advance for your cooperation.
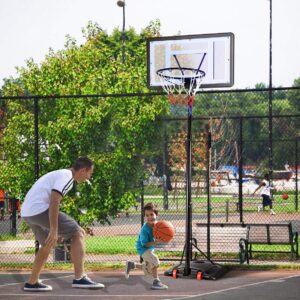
[164,274,300,300]
[0,274,74,288]
[0,294,181,298]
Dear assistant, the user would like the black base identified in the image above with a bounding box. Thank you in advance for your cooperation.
[164,260,229,280]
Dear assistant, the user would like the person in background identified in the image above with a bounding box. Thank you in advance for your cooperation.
[252,173,276,215]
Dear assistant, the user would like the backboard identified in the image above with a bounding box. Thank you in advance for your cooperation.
[147,32,234,89]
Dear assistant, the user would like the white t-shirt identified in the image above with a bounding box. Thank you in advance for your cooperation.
[260,179,271,196]
[21,169,74,217]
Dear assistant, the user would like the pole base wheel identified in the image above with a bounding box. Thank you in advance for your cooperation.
[196,271,203,280]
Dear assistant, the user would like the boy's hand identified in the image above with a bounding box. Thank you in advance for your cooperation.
[155,239,167,244]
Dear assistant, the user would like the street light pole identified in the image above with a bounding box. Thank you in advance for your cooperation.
[117,0,126,63]
[268,0,273,183]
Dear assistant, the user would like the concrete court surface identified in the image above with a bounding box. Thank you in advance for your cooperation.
[0,269,300,300]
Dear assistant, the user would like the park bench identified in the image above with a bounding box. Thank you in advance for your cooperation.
[170,176,205,200]
[156,223,249,264]
[246,223,299,261]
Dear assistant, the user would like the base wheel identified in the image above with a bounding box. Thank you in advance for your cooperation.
[196,271,203,280]
[172,269,178,279]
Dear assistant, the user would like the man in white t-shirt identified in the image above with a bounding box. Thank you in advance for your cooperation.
[252,173,276,215]
[21,156,104,292]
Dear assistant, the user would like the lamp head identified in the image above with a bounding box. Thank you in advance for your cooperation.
[117,0,125,7]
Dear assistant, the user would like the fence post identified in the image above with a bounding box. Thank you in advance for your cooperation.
[34,97,40,255]
[295,139,299,211]
[140,178,144,227]
[10,198,17,236]
[238,116,243,223]
[206,131,211,261]
[140,178,144,264]
[163,124,169,210]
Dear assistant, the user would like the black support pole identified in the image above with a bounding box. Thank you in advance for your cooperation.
[122,3,126,63]
[184,107,193,276]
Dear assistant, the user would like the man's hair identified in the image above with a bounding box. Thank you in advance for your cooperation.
[72,156,93,171]
[143,202,158,216]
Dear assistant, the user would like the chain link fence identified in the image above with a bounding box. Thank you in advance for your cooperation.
[0,87,300,266]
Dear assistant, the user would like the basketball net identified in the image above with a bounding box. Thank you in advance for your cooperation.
[157,67,205,116]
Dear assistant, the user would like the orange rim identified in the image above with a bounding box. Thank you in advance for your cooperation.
[172,269,178,279]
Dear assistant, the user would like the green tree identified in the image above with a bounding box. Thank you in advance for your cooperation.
[0,21,167,225]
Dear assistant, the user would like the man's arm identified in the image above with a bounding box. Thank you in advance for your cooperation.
[44,191,62,248]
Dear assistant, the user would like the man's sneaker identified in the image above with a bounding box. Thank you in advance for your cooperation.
[24,281,52,292]
[270,209,276,215]
[257,204,263,212]
[72,275,104,289]
[125,261,135,279]
[151,279,168,290]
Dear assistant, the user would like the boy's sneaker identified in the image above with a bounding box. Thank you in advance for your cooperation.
[151,279,168,290]
[24,281,52,292]
[125,261,135,279]
[270,209,276,215]
[257,204,263,212]
[72,275,104,289]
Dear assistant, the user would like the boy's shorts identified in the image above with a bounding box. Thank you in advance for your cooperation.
[22,209,81,246]
[262,194,272,207]
[141,249,160,276]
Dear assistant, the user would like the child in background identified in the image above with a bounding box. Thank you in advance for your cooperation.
[125,202,168,290]
[252,173,276,215]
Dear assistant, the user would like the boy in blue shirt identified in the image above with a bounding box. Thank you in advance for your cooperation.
[125,202,168,290]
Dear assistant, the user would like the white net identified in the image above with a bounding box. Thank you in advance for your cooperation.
[157,67,205,107]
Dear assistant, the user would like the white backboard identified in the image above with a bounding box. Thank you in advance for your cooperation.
[147,32,234,89]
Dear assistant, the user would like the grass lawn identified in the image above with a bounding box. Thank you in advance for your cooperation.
[85,235,137,255]
[141,193,298,214]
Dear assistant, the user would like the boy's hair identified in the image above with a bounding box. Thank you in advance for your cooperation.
[72,156,93,171]
[264,173,270,179]
[143,202,158,216]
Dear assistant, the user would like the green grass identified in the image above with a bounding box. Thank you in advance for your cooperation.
[142,193,298,214]
[85,235,137,255]
[0,234,31,241]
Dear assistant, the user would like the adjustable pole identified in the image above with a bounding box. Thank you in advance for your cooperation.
[184,104,193,276]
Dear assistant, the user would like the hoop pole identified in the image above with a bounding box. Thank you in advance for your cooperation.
[184,104,193,276]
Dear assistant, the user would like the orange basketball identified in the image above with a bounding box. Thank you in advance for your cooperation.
[282,193,289,200]
[153,221,175,242]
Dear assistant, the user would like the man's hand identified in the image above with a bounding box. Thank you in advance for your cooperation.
[44,230,58,248]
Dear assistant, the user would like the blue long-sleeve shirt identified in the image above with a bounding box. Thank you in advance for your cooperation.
[136,222,155,256]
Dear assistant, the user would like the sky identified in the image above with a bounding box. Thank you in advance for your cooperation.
[0,0,300,89]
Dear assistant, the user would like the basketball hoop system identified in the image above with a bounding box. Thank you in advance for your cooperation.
[148,34,234,279]
[157,54,210,278]
[156,54,206,115]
